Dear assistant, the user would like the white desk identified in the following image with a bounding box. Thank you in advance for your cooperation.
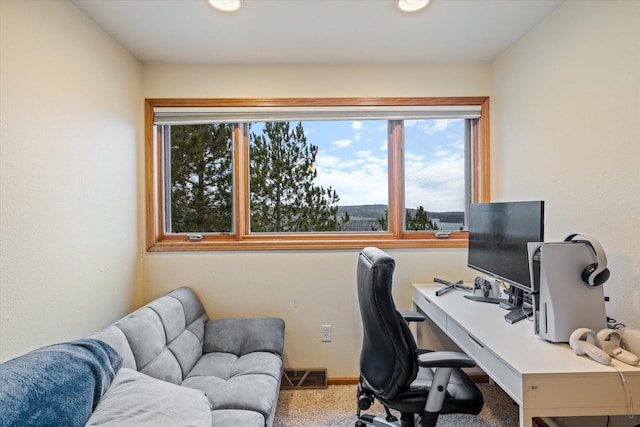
[412,283,640,427]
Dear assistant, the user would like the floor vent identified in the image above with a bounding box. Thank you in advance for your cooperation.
[281,368,327,389]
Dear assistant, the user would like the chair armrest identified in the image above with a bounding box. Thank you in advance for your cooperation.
[399,310,426,323]
[417,351,476,369]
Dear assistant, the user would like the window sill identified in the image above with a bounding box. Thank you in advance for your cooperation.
[146,234,469,252]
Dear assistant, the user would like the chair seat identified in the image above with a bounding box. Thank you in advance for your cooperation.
[374,365,484,416]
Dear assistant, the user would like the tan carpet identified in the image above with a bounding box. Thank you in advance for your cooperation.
[274,383,520,427]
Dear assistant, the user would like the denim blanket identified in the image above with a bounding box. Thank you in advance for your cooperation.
[0,338,122,427]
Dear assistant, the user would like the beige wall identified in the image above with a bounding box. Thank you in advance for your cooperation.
[0,0,143,361]
[492,0,640,331]
[142,63,491,98]
[141,63,492,377]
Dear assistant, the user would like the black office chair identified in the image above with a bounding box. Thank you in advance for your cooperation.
[356,247,484,427]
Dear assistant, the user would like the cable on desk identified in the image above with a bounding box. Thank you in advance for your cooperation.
[524,291,535,321]
[607,316,626,329]
[612,366,635,419]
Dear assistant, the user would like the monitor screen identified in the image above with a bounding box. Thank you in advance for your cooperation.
[467,201,544,292]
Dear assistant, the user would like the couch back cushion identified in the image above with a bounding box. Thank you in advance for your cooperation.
[90,287,208,384]
[87,326,137,370]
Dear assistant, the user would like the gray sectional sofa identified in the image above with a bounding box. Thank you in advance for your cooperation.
[0,286,285,427]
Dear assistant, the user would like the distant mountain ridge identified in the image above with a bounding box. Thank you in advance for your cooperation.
[337,204,387,219]
[337,204,464,223]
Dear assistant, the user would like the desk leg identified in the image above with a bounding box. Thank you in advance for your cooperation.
[520,407,534,427]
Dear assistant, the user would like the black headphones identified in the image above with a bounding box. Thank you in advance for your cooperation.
[564,233,610,287]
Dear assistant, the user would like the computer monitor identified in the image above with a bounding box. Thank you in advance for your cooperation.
[467,201,545,301]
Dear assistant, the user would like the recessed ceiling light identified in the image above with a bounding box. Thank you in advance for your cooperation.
[208,0,241,13]
[397,0,430,13]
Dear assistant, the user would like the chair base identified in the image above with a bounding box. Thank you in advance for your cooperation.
[356,411,439,427]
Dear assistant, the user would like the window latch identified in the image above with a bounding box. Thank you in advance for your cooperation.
[187,234,203,241]
[435,232,450,239]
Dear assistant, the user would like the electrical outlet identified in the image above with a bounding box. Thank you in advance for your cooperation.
[321,325,332,342]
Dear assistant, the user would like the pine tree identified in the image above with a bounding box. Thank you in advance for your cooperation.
[340,211,351,230]
[376,210,388,231]
[169,124,233,232]
[249,122,340,232]
[376,206,440,231]
[405,206,439,231]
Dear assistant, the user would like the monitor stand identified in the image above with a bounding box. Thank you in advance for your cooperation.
[504,308,532,324]
[503,286,532,324]
[433,277,473,296]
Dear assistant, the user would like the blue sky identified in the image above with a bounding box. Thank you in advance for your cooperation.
[302,118,466,212]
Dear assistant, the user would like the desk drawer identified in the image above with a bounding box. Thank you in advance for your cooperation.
[413,291,447,330]
[447,319,523,404]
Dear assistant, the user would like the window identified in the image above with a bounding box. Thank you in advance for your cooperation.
[146,98,490,251]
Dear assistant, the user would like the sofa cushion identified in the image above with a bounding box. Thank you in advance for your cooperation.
[0,339,121,427]
[204,317,285,357]
[146,292,207,377]
[182,351,281,418]
[87,326,137,370]
[115,307,185,383]
[87,287,209,377]
[86,368,212,426]
[188,351,283,380]
[210,409,265,427]
[103,287,209,384]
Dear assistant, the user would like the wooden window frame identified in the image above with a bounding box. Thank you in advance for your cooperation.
[145,97,490,252]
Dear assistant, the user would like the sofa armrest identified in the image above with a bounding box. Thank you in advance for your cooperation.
[204,317,285,357]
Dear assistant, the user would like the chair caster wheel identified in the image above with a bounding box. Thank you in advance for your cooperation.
[357,394,373,410]
[355,421,366,427]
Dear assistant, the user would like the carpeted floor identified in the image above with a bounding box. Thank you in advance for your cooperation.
[274,383,521,427]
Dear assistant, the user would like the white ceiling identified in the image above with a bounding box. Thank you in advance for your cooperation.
[71,0,564,65]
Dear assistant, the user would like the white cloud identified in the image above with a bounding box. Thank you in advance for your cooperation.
[449,139,464,151]
[315,154,342,168]
[404,152,465,211]
[405,152,424,162]
[418,119,455,135]
[333,138,352,148]
[314,150,388,205]
[318,168,388,205]
[349,121,363,142]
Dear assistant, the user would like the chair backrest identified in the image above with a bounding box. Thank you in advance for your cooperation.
[357,247,418,400]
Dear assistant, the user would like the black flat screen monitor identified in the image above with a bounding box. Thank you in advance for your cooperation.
[467,201,544,292]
